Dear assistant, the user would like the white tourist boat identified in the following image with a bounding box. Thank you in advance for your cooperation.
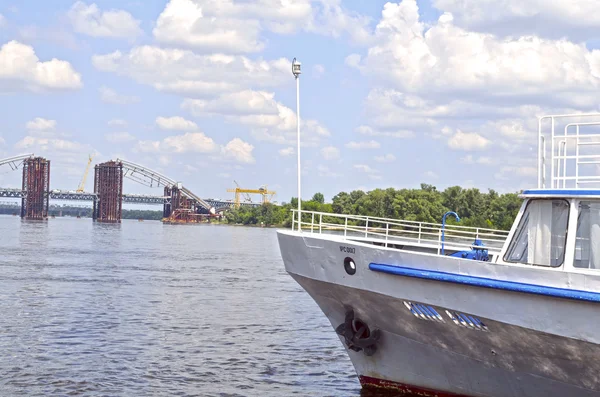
[277,113,600,396]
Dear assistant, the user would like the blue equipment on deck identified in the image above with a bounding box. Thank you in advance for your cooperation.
[449,238,490,261]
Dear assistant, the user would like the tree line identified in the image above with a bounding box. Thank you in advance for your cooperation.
[224,184,523,230]
[0,204,164,220]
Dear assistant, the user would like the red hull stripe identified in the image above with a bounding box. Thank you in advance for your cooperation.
[359,376,472,397]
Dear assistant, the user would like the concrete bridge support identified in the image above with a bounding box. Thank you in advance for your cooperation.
[162,185,206,223]
[93,161,123,223]
[21,157,50,220]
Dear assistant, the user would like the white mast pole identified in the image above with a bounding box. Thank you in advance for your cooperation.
[292,58,302,231]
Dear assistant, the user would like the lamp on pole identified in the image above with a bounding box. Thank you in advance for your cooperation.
[292,57,302,231]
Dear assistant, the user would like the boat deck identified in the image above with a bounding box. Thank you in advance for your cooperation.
[291,210,510,261]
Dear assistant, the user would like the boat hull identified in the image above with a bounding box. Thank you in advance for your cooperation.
[290,272,600,397]
[277,230,600,397]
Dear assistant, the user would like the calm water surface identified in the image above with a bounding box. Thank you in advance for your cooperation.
[0,216,408,396]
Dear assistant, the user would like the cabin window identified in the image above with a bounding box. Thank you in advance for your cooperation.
[574,201,600,269]
[504,199,569,267]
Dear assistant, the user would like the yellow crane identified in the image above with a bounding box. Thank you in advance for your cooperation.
[77,154,94,192]
[227,181,276,208]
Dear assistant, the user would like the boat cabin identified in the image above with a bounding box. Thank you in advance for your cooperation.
[498,190,600,271]
[496,113,600,272]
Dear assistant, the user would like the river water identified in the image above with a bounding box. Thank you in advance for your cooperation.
[0,216,404,397]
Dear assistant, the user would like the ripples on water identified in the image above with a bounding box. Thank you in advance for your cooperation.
[0,216,416,396]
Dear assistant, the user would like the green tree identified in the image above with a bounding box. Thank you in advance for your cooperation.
[312,192,325,204]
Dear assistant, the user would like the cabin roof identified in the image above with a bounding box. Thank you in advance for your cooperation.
[520,189,600,198]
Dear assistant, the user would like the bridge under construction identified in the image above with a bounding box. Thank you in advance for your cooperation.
[0,154,260,223]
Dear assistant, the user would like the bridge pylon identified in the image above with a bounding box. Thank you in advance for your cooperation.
[93,161,123,223]
[21,157,50,220]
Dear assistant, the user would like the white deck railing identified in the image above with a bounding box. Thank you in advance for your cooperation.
[291,210,509,255]
[538,113,600,189]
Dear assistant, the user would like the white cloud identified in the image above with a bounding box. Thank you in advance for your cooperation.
[0,13,6,28]
[156,116,198,131]
[320,146,340,160]
[135,140,161,153]
[26,117,56,131]
[356,125,414,139]
[305,0,373,44]
[153,0,267,53]
[108,119,127,127]
[345,140,380,150]
[68,1,142,39]
[318,164,342,178]
[92,46,290,97]
[159,155,171,166]
[279,147,294,157]
[447,130,491,151]
[221,138,255,164]
[152,0,371,54]
[354,164,378,173]
[433,0,600,40]
[460,155,493,165]
[374,154,396,163]
[349,0,600,108]
[424,170,439,179]
[136,132,217,154]
[0,40,82,92]
[313,64,325,78]
[361,90,447,132]
[184,90,279,116]
[183,90,330,146]
[99,86,139,105]
[105,132,135,143]
[13,135,97,185]
[15,136,84,152]
[486,119,530,141]
[495,165,537,181]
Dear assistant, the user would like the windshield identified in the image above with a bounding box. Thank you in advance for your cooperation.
[504,199,569,267]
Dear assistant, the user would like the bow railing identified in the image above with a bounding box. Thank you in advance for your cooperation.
[291,210,509,255]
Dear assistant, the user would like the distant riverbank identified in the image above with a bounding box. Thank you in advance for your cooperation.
[0,204,164,220]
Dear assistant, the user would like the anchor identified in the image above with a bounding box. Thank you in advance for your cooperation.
[335,308,381,356]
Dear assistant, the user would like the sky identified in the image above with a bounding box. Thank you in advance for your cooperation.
[1,0,600,204]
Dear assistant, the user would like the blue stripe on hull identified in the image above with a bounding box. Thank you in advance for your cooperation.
[369,263,600,303]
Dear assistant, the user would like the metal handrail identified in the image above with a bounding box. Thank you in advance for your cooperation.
[538,115,600,188]
[291,210,509,253]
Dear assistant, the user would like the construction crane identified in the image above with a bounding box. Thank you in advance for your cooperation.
[234,180,252,203]
[227,182,276,208]
[77,154,94,192]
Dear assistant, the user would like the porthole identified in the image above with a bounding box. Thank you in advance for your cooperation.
[344,257,356,275]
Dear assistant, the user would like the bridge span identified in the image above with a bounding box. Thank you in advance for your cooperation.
[0,154,260,222]
[0,188,254,208]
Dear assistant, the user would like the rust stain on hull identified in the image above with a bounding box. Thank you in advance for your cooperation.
[360,376,471,397]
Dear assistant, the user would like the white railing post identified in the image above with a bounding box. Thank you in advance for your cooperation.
[344,217,348,238]
[418,223,422,243]
[311,212,315,233]
[551,117,555,188]
[319,213,322,234]
[365,217,369,238]
[576,125,580,188]
[292,210,295,231]
[437,229,442,255]
[385,222,389,248]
